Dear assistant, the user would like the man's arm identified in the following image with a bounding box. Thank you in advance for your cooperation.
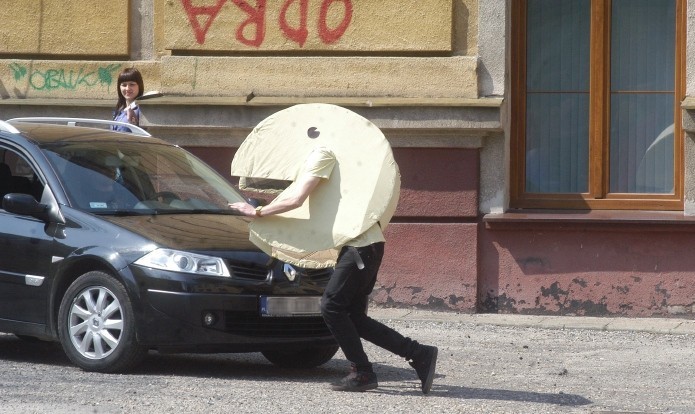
[229,174,323,218]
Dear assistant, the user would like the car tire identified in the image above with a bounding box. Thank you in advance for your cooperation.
[57,271,146,373]
[262,345,339,369]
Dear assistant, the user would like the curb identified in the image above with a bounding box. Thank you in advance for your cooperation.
[369,307,695,335]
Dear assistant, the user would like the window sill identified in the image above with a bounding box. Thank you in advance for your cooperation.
[484,209,695,230]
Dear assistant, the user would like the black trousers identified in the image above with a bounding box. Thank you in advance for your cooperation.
[320,242,417,372]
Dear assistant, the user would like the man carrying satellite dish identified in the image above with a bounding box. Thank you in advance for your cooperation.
[229,104,438,394]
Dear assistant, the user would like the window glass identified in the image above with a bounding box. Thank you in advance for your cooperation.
[609,0,675,194]
[525,0,590,193]
[0,148,43,202]
[42,141,246,213]
[514,0,681,209]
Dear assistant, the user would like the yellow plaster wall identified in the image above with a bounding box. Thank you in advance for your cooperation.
[0,1,129,56]
[0,1,481,101]
[161,55,477,99]
[163,0,452,52]
[455,0,478,56]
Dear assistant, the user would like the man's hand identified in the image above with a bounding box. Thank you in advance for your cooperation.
[228,202,256,217]
[228,175,323,219]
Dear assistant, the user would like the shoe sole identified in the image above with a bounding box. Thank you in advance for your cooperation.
[422,347,438,394]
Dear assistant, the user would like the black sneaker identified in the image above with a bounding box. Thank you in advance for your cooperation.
[331,370,378,392]
[409,345,438,394]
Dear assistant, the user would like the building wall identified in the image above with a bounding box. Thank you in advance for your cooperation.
[0,0,496,315]
[379,148,480,310]
[0,0,480,100]
[5,1,692,317]
[481,218,695,316]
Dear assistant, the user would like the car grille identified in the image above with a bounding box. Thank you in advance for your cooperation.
[224,313,331,338]
[303,268,333,282]
[228,262,269,281]
[228,262,333,283]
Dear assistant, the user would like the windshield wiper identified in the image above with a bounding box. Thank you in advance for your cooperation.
[155,209,237,215]
[95,209,159,216]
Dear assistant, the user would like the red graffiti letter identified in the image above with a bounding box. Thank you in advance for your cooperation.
[318,0,352,44]
[279,0,309,47]
[181,0,227,44]
[231,0,267,48]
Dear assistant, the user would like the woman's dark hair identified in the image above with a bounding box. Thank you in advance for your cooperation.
[115,68,144,111]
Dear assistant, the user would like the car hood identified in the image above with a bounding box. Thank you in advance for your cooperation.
[103,214,257,252]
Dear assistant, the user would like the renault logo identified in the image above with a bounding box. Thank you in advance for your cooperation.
[283,264,298,281]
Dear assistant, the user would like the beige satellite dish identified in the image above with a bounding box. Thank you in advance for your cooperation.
[231,103,400,268]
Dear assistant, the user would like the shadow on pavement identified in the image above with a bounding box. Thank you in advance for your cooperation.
[374,383,592,406]
[133,351,345,380]
[373,364,592,406]
[135,354,593,407]
[0,333,593,408]
[0,337,593,408]
[0,333,70,367]
[446,385,591,406]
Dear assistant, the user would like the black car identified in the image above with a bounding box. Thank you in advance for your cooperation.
[0,118,337,372]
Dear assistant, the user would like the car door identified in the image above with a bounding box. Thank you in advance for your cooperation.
[0,146,54,324]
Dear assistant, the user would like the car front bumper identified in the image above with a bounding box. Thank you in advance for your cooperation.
[129,265,336,353]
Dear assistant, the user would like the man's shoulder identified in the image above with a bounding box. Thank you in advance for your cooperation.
[311,146,336,158]
[304,146,336,178]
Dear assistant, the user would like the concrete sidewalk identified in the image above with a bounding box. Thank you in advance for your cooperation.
[369,306,695,335]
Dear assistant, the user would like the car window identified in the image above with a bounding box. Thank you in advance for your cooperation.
[0,148,43,203]
[41,141,246,214]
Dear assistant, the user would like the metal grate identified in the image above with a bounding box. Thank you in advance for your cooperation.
[228,262,332,283]
[304,268,333,282]
[228,262,270,281]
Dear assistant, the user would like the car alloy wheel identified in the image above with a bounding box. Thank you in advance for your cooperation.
[58,271,146,372]
[67,285,123,360]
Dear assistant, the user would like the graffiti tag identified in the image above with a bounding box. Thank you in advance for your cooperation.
[9,63,121,91]
[181,0,353,47]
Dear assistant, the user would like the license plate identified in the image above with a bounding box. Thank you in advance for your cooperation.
[260,296,322,317]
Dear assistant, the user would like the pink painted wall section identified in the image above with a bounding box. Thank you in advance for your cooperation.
[377,223,478,312]
[392,148,479,218]
[188,146,480,220]
[371,148,479,311]
[480,225,695,317]
[189,145,481,312]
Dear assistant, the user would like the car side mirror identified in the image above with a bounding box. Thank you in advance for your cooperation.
[2,193,62,223]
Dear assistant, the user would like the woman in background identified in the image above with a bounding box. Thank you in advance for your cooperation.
[111,68,144,132]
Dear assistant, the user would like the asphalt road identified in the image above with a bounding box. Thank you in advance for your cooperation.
[1,309,694,414]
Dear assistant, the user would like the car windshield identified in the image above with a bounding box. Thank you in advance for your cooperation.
[41,140,247,214]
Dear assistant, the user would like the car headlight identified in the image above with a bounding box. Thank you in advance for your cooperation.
[134,248,230,277]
